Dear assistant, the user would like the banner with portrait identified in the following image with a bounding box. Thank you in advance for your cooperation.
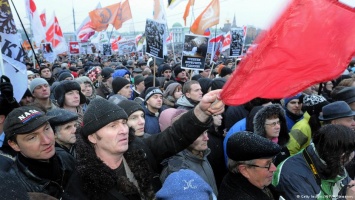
[181,34,209,70]
[230,28,245,57]
[144,19,166,59]
[118,39,136,55]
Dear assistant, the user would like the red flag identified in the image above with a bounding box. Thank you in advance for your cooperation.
[209,34,223,43]
[220,0,355,106]
[111,36,122,51]
[190,0,220,35]
[166,32,173,43]
[203,28,211,36]
[46,13,67,54]
[222,31,230,51]
[40,9,46,27]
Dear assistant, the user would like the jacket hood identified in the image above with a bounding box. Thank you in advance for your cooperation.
[253,104,289,146]
[176,95,195,108]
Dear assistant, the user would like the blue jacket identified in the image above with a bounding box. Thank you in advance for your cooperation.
[223,118,246,166]
[143,105,167,135]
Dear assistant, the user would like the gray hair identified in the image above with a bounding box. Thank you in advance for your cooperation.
[227,159,255,174]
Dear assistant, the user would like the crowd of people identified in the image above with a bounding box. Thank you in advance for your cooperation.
[1,52,355,199]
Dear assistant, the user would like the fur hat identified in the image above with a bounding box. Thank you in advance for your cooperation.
[82,98,128,137]
[145,87,163,102]
[156,169,215,200]
[253,104,289,146]
[227,131,281,161]
[117,100,144,117]
[54,80,86,107]
[29,78,48,93]
[112,77,130,94]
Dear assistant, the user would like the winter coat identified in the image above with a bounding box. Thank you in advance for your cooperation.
[176,95,196,110]
[273,144,351,200]
[96,83,111,99]
[10,148,75,199]
[63,109,212,200]
[219,172,279,200]
[287,112,312,156]
[0,151,15,172]
[160,149,218,195]
[224,105,249,131]
[253,104,290,165]
[143,105,167,135]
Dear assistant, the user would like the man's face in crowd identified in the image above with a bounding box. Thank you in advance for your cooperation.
[162,70,172,79]
[32,84,50,99]
[136,81,145,93]
[177,70,187,79]
[55,121,77,147]
[64,90,81,108]
[80,83,93,97]
[331,117,355,131]
[127,110,145,137]
[146,94,163,110]
[88,119,129,155]
[40,68,52,79]
[186,84,203,102]
[118,84,132,99]
[200,69,210,78]
[286,99,302,115]
[20,96,34,106]
[239,157,276,190]
[8,122,55,160]
[189,131,209,152]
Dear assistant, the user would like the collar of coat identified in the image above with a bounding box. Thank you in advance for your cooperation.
[75,132,155,200]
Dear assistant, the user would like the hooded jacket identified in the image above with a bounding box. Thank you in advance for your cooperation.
[176,95,196,110]
[253,104,290,165]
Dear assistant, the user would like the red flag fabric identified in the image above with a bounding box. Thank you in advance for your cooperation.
[203,28,211,36]
[222,31,230,51]
[40,9,46,27]
[111,36,122,51]
[45,13,67,55]
[166,32,173,43]
[220,0,355,106]
[209,34,223,43]
[190,0,219,35]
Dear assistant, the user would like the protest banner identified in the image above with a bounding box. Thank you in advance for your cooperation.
[181,34,209,70]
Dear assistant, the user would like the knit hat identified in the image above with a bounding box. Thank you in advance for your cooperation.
[220,67,232,77]
[134,75,144,86]
[58,72,73,81]
[319,101,355,121]
[198,78,213,96]
[163,82,181,98]
[156,169,215,200]
[22,89,33,98]
[283,93,303,107]
[145,87,163,101]
[4,106,53,140]
[47,109,78,130]
[29,78,49,93]
[211,78,226,90]
[334,87,355,104]
[173,66,185,77]
[54,80,86,107]
[144,76,160,89]
[159,108,187,131]
[27,70,34,76]
[112,77,130,94]
[303,94,329,115]
[159,64,172,75]
[82,98,128,137]
[227,131,281,161]
[117,100,144,117]
[101,67,114,79]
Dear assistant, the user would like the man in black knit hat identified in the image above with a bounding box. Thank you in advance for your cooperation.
[63,89,225,199]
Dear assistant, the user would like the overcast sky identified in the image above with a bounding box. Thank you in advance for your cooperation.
[12,0,291,34]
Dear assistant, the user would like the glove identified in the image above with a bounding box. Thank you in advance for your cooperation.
[0,75,15,103]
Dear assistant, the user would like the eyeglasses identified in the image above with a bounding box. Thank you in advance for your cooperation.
[245,157,276,171]
[265,121,281,127]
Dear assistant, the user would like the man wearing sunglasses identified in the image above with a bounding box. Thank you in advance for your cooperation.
[218,131,281,200]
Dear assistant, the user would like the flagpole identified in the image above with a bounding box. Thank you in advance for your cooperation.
[72,0,77,32]
[10,0,40,66]
[153,57,156,87]
[0,44,4,75]
[159,0,175,62]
